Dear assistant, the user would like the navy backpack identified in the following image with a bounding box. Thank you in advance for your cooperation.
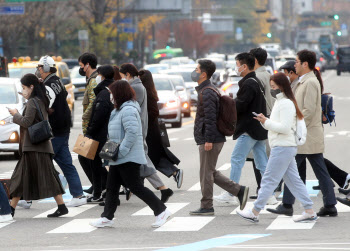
[321,93,335,125]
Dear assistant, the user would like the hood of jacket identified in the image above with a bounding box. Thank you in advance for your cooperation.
[94,78,114,96]
[120,100,141,113]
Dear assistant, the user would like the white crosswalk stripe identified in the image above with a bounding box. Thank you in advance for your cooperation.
[266,215,316,230]
[154,216,215,232]
[34,204,97,218]
[48,219,98,234]
[132,203,189,216]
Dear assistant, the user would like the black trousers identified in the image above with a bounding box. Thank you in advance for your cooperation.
[89,154,108,198]
[324,158,348,187]
[282,153,337,207]
[78,155,92,184]
[102,162,166,221]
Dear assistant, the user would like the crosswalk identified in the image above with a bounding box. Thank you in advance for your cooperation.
[1,167,349,235]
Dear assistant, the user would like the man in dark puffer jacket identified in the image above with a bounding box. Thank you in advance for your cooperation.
[189,59,249,216]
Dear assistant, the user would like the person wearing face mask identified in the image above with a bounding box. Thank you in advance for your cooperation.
[84,65,115,203]
[237,73,317,223]
[215,53,269,205]
[36,56,86,208]
[7,74,67,218]
[190,59,249,216]
[279,60,299,93]
[119,63,174,202]
[77,53,99,196]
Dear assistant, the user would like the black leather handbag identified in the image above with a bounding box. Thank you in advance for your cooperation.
[158,119,170,147]
[99,140,120,161]
[28,98,53,144]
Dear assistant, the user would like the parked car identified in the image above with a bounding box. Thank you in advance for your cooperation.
[143,64,169,74]
[160,57,195,67]
[265,56,278,73]
[62,58,79,70]
[275,55,296,70]
[8,57,75,127]
[159,68,198,107]
[152,74,182,128]
[336,45,350,76]
[167,74,191,117]
[0,78,25,158]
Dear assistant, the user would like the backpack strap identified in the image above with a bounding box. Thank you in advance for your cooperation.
[248,77,272,112]
[199,86,220,104]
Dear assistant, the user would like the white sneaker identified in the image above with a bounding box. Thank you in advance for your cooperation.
[89,217,114,228]
[293,212,318,223]
[151,209,172,228]
[17,200,32,209]
[214,191,239,205]
[66,196,87,207]
[237,208,259,223]
[266,195,279,205]
[59,174,68,189]
[0,214,13,223]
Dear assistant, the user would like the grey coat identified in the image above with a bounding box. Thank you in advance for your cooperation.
[129,77,156,177]
[255,66,275,116]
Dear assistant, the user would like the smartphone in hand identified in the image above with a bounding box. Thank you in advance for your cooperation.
[252,112,259,117]
[18,91,23,95]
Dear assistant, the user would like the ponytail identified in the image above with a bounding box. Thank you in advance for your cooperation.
[313,68,324,94]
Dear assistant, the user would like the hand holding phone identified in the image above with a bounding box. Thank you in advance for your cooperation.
[252,112,259,117]
[18,91,23,96]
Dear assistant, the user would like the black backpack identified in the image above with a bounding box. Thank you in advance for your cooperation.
[321,93,335,126]
[200,87,237,136]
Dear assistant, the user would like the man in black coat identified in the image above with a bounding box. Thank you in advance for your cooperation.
[85,65,114,202]
[189,59,249,216]
[214,53,269,205]
[36,56,86,208]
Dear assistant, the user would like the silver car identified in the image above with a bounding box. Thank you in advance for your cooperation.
[0,78,25,158]
[153,74,182,128]
[166,75,191,117]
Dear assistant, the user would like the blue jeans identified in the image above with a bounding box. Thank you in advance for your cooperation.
[230,134,268,183]
[52,134,84,197]
[0,184,11,215]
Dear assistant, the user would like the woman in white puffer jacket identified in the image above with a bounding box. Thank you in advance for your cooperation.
[237,72,317,224]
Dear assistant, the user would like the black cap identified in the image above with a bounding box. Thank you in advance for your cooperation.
[279,60,296,72]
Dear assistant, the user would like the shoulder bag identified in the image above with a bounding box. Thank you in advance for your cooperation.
[99,140,120,161]
[28,98,53,144]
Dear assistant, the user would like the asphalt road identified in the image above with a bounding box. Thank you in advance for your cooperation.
[1,70,350,251]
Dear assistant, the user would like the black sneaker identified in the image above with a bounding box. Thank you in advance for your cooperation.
[313,185,321,190]
[126,189,132,201]
[339,188,350,195]
[47,205,68,218]
[87,197,103,203]
[189,207,214,216]
[317,206,338,217]
[174,169,183,189]
[83,186,93,194]
[237,186,249,210]
[266,204,293,216]
[161,188,174,203]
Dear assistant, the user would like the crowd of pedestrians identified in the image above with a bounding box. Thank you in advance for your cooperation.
[1,48,347,228]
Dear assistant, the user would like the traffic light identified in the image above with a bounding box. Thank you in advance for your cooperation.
[337,31,342,36]
[266,33,272,38]
[334,14,339,20]
[166,45,170,49]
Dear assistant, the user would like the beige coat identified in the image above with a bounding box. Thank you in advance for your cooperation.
[294,71,324,154]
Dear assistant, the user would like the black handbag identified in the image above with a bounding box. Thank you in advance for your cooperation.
[158,119,170,147]
[99,140,120,161]
[28,98,53,144]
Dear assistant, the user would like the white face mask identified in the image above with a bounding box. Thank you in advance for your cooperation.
[96,75,102,85]
[110,94,114,104]
[235,65,244,77]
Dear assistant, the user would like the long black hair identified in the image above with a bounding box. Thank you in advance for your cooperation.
[20,73,49,110]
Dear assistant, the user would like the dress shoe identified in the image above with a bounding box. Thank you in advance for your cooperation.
[189,207,214,216]
[266,204,293,216]
[317,206,338,217]
[338,188,350,195]
[237,186,249,210]
[160,188,174,203]
[337,197,350,207]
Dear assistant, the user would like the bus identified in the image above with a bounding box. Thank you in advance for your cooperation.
[153,48,184,62]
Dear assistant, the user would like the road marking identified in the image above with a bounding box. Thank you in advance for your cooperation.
[154,234,269,250]
[34,204,97,218]
[335,202,350,213]
[218,163,231,171]
[47,219,98,234]
[182,120,194,126]
[188,182,201,191]
[266,215,316,230]
[231,202,281,215]
[132,203,189,216]
[278,180,319,198]
[154,216,215,232]
[0,171,13,179]
[0,221,15,230]
[169,138,179,141]
[325,134,334,138]
[184,137,194,141]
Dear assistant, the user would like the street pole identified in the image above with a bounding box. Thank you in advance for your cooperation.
[116,0,120,64]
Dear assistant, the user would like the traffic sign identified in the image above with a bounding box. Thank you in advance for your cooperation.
[123,27,136,33]
[320,21,332,26]
[0,4,24,15]
[113,18,132,24]
[341,23,347,30]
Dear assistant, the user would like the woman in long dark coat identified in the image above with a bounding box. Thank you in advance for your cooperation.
[7,74,67,218]
[139,70,183,189]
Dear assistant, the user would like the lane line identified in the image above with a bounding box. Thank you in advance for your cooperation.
[154,216,215,232]
[187,182,201,191]
[132,203,189,216]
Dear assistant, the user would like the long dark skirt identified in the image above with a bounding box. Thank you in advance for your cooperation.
[10,151,65,200]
